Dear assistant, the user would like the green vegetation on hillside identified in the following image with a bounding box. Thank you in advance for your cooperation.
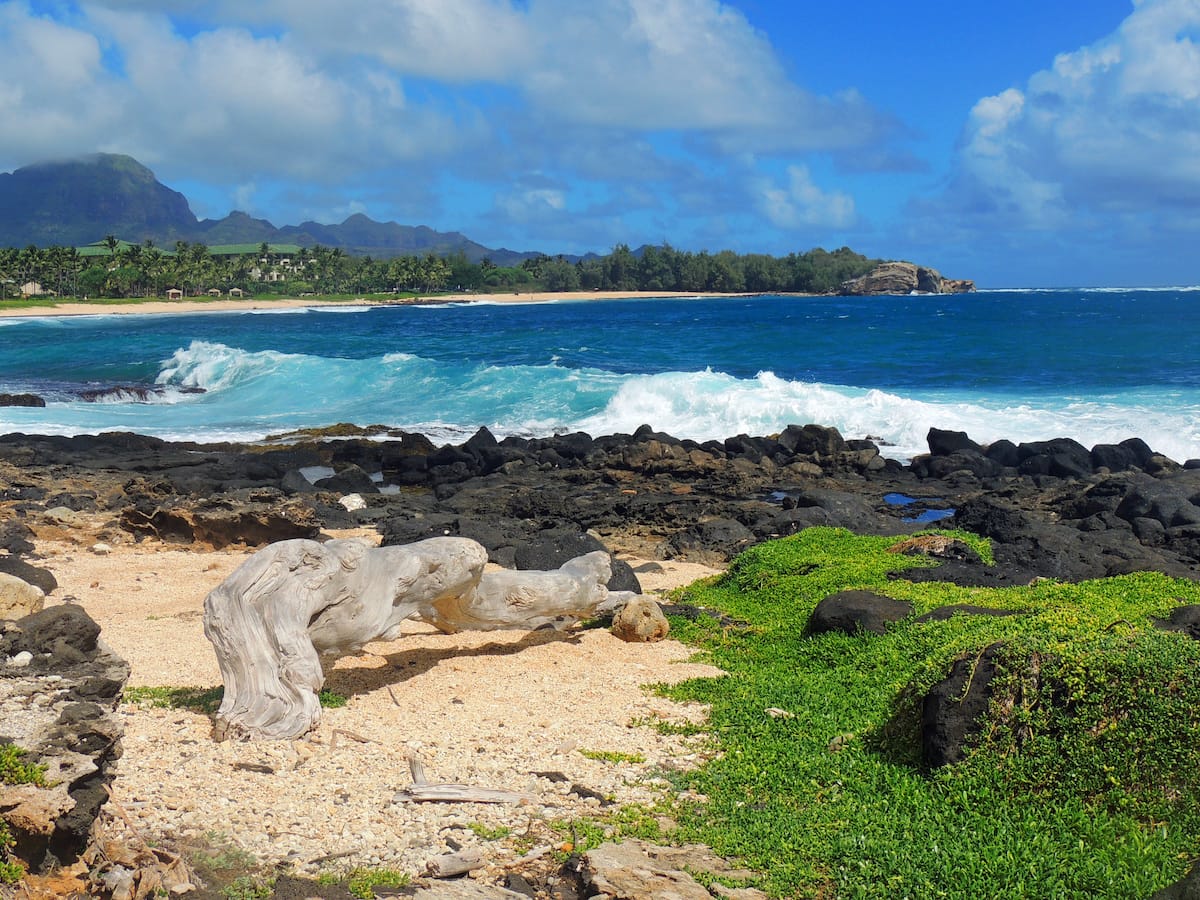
[0,240,878,301]
[603,528,1200,897]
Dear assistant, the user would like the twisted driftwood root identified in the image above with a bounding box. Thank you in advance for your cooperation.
[203,536,621,740]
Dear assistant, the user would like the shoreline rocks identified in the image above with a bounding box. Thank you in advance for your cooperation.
[1,605,129,873]
[1,422,1198,585]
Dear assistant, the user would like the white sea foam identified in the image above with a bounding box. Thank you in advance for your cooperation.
[155,341,299,392]
[576,370,1200,462]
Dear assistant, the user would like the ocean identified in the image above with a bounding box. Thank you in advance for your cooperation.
[1,289,1198,462]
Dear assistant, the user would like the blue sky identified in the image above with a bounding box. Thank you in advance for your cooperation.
[1,0,1196,287]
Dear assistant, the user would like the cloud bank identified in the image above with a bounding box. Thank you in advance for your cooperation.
[2,1,1199,284]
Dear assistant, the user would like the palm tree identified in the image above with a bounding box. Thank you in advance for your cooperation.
[0,247,17,299]
[17,245,45,295]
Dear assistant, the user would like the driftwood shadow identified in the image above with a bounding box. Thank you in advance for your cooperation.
[322,628,585,699]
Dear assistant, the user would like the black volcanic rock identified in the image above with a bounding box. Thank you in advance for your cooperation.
[0,393,46,408]
[807,590,913,636]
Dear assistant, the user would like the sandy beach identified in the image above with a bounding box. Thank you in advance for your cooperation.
[20,511,724,882]
[0,290,748,319]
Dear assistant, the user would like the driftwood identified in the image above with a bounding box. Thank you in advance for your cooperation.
[203,536,632,741]
[425,848,486,877]
[392,752,535,805]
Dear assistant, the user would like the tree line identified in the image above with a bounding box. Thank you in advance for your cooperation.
[0,239,880,300]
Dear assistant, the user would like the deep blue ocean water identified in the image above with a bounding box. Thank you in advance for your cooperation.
[1,289,1198,461]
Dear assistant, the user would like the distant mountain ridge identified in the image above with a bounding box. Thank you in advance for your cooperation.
[0,153,538,264]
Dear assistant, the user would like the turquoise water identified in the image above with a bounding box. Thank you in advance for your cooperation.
[1,289,1198,461]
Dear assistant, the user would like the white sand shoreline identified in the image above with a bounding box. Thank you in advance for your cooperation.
[0,290,767,319]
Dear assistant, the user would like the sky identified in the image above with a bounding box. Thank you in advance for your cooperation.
[1,0,1198,287]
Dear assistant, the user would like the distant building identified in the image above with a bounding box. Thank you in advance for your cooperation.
[207,288,222,297]
[166,288,183,300]
[229,287,245,298]
[20,281,50,298]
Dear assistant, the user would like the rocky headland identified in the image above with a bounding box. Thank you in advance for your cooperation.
[840,261,975,295]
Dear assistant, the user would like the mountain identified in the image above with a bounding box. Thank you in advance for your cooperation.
[0,154,537,264]
[0,154,197,248]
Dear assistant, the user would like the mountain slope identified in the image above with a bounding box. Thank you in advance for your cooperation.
[0,154,535,263]
[0,154,197,248]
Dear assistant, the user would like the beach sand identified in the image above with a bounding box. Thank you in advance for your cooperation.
[25,520,724,880]
[0,290,744,319]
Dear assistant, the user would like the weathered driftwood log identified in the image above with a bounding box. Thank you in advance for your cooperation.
[203,537,623,741]
[420,550,613,633]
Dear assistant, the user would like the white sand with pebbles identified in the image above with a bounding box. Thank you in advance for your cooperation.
[30,525,724,879]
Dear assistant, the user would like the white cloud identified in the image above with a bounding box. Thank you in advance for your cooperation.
[494,176,569,225]
[0,4,482,186]
[0,0,898,247]
[758,165,856,230]
[0,4,118,166]
[942,0,1200,228]
[74,0,896,154]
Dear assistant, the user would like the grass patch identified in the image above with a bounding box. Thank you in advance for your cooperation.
[345,868,410,898]
[317,689,348,708]
[122,685,348,714]
[579,749,647,764]
[467,823,512,841]
[123,685,225,713]
[652,527,1200,897]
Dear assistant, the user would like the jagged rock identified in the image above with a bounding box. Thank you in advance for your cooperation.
[663,518,756,564]
[807,590,913,636]
[920,643,1003,768]
[0,572,45,619]
[610,597,670,643]
[778,423,847,458]
[119,492,321,548]
[1017,438,1094,478]
[0,393,46,407]
[313,464,379,495]
[926,427,982,457]
[0,558,56,597]
[5,423,1200,590]
[0,605,129,871]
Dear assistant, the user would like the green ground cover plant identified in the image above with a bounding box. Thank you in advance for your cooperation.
[643,527,1200,898]
[1,744,48,883]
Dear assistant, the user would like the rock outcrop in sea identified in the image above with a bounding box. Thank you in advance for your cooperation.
[840,260,975,295]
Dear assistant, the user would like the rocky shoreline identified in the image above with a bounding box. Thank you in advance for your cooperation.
[2,421,1199,896]
[3,421,1198,589]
